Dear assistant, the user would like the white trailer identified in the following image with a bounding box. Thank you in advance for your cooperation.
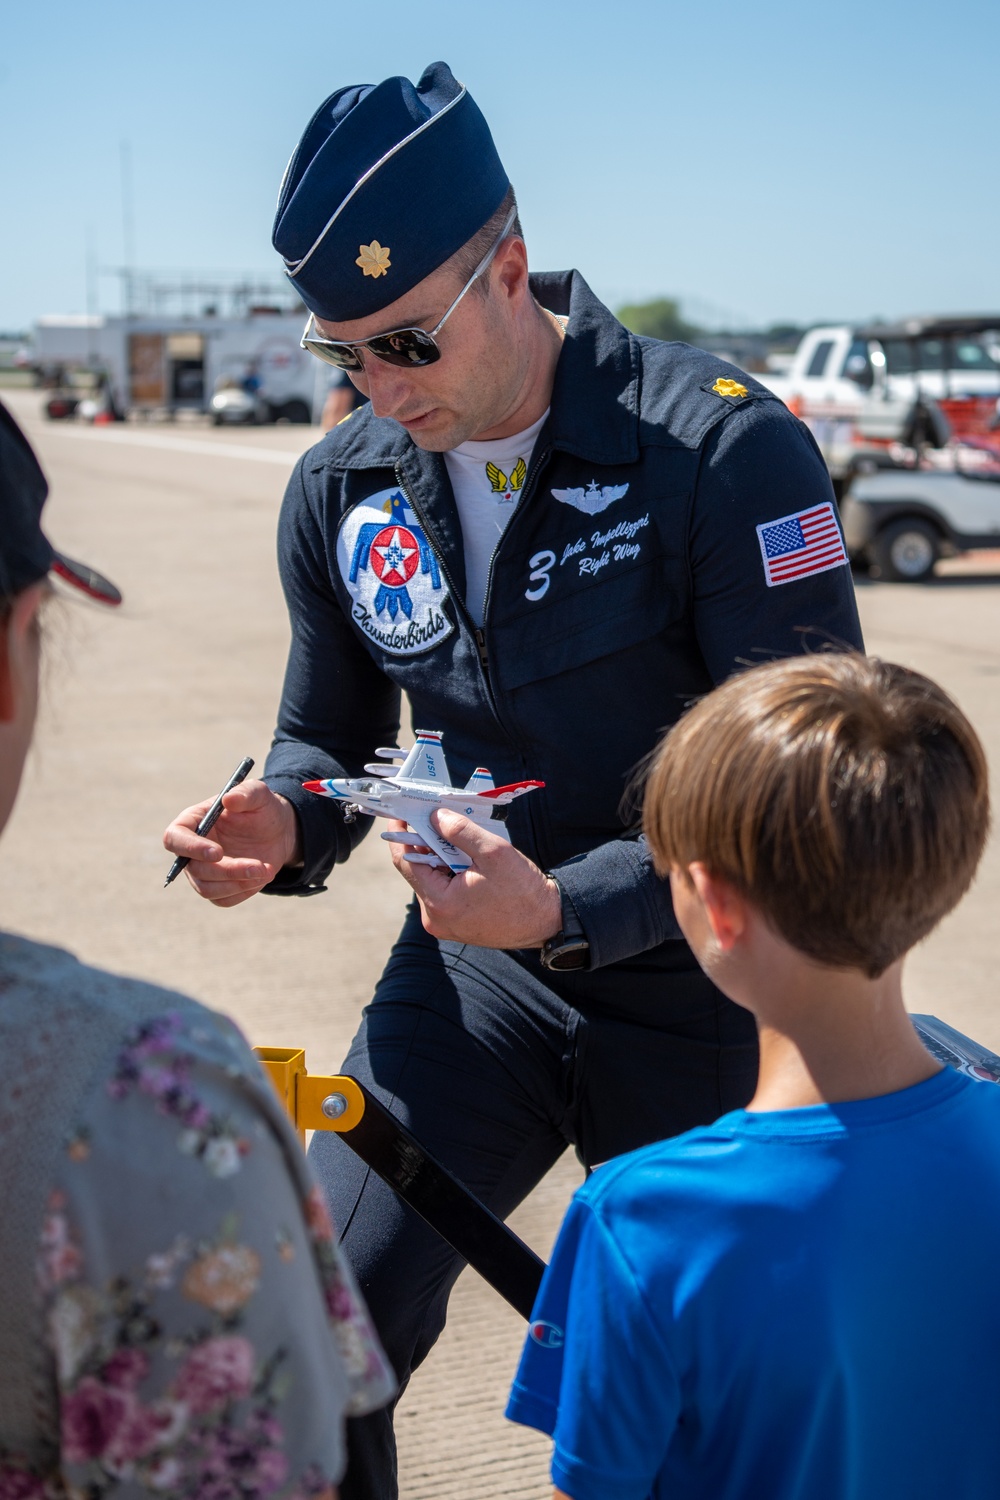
[33,311,325,423]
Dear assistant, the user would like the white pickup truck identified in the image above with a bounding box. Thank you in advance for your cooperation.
[759,320,1000,486]
[757,326,871,482]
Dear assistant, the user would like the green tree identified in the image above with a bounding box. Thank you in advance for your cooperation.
[616,297,700,344]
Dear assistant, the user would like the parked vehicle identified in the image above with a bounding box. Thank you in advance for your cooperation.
[209,378,270,425]
[32,312,324,424]
[842,458,1000,581]
[757,326,877,482]
[837,318,1000,581]
[757,317,1000,489]
[44,368,118,422]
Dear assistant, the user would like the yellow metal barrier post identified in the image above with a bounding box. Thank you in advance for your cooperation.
[254,1044,545,1320]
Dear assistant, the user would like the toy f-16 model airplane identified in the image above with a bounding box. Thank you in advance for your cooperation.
[303,731,544,873]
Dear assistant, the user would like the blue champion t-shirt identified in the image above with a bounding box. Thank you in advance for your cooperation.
[507,1067,1000,1500]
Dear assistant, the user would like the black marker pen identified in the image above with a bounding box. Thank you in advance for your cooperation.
[164,756,255,887]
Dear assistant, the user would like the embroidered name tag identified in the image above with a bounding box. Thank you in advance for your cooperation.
[336,488,455,656]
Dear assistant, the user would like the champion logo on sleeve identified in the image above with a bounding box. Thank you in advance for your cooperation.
[528,1320,564,1348]
[756,502,848,587]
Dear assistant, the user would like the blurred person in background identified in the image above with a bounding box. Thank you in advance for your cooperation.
[321,368,369,431]
[0,400,393,1499]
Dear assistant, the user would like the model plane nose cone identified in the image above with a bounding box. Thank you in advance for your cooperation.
[303,780,331,795]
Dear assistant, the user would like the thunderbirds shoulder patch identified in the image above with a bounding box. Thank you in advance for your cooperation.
[336,488,454,655]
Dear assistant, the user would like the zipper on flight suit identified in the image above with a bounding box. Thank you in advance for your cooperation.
[478,443,551,665]
[477,442,552,861]
[394,448,548,717]
[393,462,502,720]
[395,447,552,865]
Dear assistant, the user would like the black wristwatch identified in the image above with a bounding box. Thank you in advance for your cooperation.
[540,881,590,972]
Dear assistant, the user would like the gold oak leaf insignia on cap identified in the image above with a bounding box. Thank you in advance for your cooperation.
[357,241,391,278]
[712,377,748,399]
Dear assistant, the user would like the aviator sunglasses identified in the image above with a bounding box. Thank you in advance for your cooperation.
[300,206,518,372]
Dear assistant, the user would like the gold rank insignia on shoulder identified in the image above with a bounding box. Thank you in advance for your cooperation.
[357,240,391,278]
[712,377,748,399]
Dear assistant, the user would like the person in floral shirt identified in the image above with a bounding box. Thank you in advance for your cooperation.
[0,399,395,1499]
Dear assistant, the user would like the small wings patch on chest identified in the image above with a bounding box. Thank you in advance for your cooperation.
[486,457,526,495]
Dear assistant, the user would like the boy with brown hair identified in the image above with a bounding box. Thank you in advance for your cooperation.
[507,652,998,1500]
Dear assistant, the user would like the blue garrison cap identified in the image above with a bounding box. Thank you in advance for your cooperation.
[273,61,509,322]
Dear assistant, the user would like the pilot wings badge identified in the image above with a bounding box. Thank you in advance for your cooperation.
[336,488,454,657]
[551,480,629,516]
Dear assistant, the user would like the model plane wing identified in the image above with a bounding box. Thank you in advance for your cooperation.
[402,808,471,872]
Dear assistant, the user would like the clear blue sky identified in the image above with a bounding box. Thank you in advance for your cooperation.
[2,0,997,332]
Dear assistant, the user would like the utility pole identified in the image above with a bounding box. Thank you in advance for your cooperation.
[86,227,99,366]
[120,139,135,317]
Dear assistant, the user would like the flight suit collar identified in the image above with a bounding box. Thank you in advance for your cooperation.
[325,270,639,601]
[532,269,640,466]
[325,268,640,473]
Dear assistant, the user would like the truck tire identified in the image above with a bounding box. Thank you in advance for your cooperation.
[870,518,940,583]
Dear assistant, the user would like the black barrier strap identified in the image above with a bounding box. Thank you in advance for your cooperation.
[339,1077,546,1320]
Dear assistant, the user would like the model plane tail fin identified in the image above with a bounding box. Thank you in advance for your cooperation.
[398,731,450,785]
[464,767,495,793]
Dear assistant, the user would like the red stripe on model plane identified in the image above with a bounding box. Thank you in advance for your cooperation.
[477,779,546,800]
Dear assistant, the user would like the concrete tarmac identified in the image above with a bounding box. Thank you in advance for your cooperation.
[2,387,999,1497]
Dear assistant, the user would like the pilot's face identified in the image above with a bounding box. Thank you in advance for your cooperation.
[313,237,531,451]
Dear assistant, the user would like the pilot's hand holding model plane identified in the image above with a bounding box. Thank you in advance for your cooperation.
[303,732,562,947]
[165,732,563,947]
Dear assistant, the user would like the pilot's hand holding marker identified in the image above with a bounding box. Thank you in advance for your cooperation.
[163,757,255,886]
[163,759,303,907]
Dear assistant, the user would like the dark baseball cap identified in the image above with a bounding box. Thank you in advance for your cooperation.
[0,398,121,607]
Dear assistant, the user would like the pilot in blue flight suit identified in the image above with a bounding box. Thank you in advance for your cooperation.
[164,61,864,1500]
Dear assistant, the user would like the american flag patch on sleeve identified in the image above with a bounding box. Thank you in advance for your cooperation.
[756,502,848,587]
